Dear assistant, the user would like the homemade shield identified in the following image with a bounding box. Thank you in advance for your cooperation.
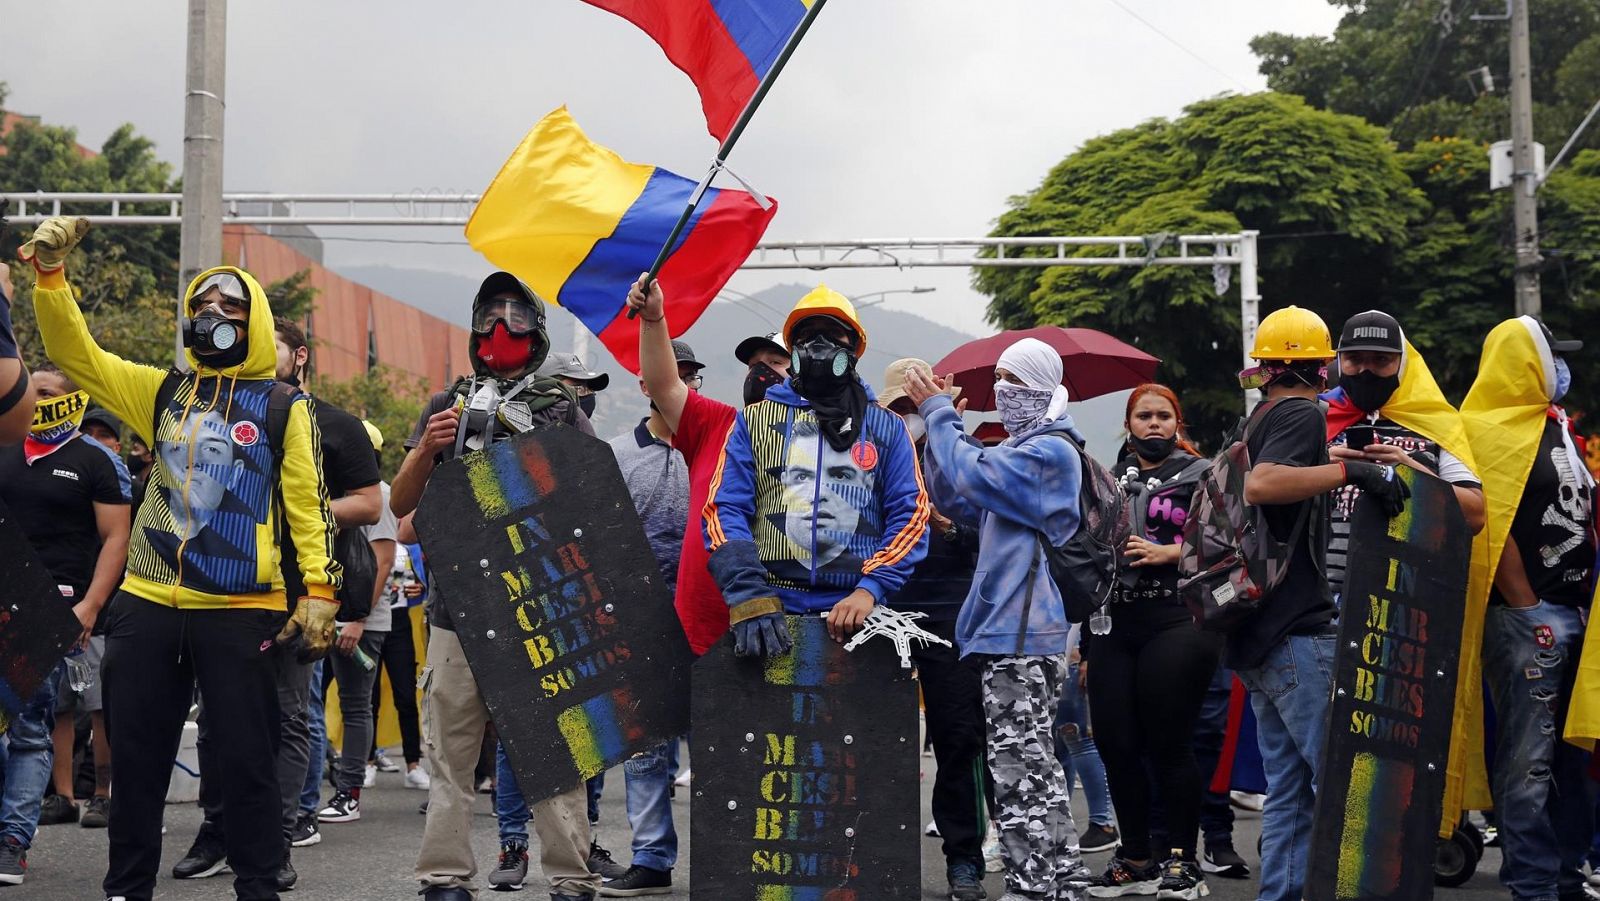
[1306,469,1469,901]
[414,426,693,803]
[690,615,920,900]
[0,498,81,733]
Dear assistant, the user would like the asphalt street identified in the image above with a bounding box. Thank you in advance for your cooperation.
[21,746,1516,900]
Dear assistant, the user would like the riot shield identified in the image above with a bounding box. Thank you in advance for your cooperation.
[0,498,81,732]
[414,426,692,804]
[690,615,921,900]
[1306,468,1470,901]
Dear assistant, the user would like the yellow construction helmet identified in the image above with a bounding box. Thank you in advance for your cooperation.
[783,285,868,356]
[1250,306,1334,361]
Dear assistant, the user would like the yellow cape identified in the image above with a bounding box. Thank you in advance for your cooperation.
[1439,316,1597,835]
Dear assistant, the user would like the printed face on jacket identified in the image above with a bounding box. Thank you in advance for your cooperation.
[158,407,242,540]
[777,418,875,568]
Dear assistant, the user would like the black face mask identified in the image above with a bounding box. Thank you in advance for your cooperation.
[579,394,597,419]
[1132,434,1177,463]
[280,371,302,388]
[184,312,249,369]
[1341,369,1399,413]
[744,362,785,406]
[792,335,854,394]
[790,334,868,453]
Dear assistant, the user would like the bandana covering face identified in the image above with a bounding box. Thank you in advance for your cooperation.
[995,383,1054,436]
[995,337,1071,435]
[25,389,88,464]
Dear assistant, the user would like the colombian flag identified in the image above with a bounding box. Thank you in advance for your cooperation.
[466,108,777,372]
[582,0,814,141]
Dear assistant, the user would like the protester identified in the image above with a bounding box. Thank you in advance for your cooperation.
[623,276,792,659]
[313,421,397,828]
[703,286,929,657]
[537,351,610,421]
[176,316,381,891]
[880,358,992,901]
[1461,317,1595,901]
[368,528,429,790]
[903,338,1089,901]
[0,365,131,886]
[25,215,342,901]
[1228,306,1408,901]
[391,271,599,901]
[80,407,124,453]
[1082,383,1218,899]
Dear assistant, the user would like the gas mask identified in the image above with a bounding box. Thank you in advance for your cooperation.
[792,334,855,396]
[184,312,249,369]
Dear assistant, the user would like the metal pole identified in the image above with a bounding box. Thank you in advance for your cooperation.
[1510,0,1541,317]
[178,0,227,367]
[1238,230,1261,411]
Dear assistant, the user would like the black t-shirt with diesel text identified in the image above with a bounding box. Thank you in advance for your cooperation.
[1494,418,1596,607]
[1225,397,1336,672]
[280,399,381,602]
[0,436,129,598]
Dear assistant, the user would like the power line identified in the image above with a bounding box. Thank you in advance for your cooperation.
[1101,0,1251,92]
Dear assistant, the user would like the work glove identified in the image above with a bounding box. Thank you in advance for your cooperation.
[728,596,792,658]
[1343,460,1411,518]
[275,595,341,663]
[17,216,90,272]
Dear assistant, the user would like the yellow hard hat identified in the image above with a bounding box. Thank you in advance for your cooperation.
[1251,306,1334,361]
[362,419,384,452]
[782,285,868,356]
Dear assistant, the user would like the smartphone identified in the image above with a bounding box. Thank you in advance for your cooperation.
[1345,425,1375,452]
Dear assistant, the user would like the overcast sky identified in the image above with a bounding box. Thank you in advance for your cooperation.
[5,0,1342,338]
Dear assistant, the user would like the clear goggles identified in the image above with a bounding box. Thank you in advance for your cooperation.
[189,272,249,312]
[472,299,540,334]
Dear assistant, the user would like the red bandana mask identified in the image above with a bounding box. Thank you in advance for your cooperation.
[476,321,536,373]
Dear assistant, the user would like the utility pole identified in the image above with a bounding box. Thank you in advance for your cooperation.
[178,0,227,366]
[1509,0,1541,317]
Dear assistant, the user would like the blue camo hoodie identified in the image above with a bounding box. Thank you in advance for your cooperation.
[704,379,930,614]
[918,393,1083,658]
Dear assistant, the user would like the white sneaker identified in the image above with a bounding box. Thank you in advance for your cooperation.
[673,768,692,788]
[405,767,432,790]
[1229,791,1264,812]
[363,764,376,788]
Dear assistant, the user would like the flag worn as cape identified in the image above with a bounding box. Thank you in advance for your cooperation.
[465,107,777,373]
[1322,337,1478,479]
[1441,316,1577,835]
[581,0,814,140]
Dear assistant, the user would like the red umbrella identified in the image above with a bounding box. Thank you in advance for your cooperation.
[931,326,1160,412]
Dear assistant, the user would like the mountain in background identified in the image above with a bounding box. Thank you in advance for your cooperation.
[335,264,1131,450]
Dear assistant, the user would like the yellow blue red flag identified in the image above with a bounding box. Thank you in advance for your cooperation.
[466,107,777,372]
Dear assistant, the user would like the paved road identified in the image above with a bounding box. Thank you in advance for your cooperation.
[22,747,1514,899]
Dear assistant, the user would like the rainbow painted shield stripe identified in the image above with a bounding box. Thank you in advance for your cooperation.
[464,436,559,519]
[581,0,813,140]
[761,615,829,688]
[1335,752,1413,896]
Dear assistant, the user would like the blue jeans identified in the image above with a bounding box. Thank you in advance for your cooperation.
[0,660,62,848]
[1054,664,1113,827]
[1482,602,1594,901]
[1236,634,1335,901]
[588,772,604,825]
[300,660,325,816]
[623,740,680,870]
[1194,665,1236,845]
[495,741,531,845]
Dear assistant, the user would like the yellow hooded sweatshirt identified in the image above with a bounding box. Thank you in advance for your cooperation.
[1442,316,1598,834]
[32,266,340,611]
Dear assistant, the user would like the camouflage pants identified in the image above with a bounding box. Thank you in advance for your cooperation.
[984,654,1085,900]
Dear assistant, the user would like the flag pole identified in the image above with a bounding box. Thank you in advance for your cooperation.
[628,0,829,318]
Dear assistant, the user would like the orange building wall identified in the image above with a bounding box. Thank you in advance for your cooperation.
[222,226,471,392]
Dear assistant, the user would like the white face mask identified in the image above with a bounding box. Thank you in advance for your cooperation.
[902,412,926,442]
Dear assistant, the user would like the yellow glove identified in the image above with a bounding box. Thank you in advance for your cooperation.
[275,596,341,663]
[18,217,90,272]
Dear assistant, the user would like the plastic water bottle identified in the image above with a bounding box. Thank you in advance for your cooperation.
[1088,609,1112,636]
[66,653,95,692]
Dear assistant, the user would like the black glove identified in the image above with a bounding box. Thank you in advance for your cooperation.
[1344,461,1410,518]
[732,612,793,658]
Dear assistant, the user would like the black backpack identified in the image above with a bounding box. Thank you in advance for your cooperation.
[1036,434,1131,623]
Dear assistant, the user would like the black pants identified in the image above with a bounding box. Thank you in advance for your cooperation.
[101,592,285,901]
[912,619,992,867]
[197,644,312,840]
[1086,609,1220,861]
[370,616,422,764]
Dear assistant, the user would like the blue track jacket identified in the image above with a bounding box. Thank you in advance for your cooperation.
[918,394,1083,658]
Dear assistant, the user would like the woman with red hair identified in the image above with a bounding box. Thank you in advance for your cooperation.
[1082,384,1223,900]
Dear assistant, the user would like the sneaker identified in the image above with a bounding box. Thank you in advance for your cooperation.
[38,794,78,825]
[925,819,942,837]
[0,837,25,885]
[172,829,230,879]
[1080,823,1120,854]
[289,811,322,847]
[946,860,987,901]
[1589,869,1600,887]
[597,864,672,896]
[406,766,433,790]
[587,840,628,881]
[477,776,495,794]
[981,824,1004,873]
[423,888,474,900]
[1086,857,1161,897]
[488,841,529,891]
[80,796,111,829]
[374,751,401,773]
[673,768,691,788]
[1227,791,1263,812]
[317,790,360,823]
[363,764,377,788]
[1155,858,1208,900]
[277,851,298,891]
[1199,841,1248,879]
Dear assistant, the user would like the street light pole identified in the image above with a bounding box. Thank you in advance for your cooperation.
[850,286,937,308]
[1509,0,1542,317]
[177,0,226,368]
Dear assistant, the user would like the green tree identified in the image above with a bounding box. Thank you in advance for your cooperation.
[311,365,429,481]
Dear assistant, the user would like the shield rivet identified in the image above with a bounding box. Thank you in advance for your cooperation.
[486,630,496,640]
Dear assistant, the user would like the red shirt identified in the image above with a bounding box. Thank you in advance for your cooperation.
[672,390,738,655]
